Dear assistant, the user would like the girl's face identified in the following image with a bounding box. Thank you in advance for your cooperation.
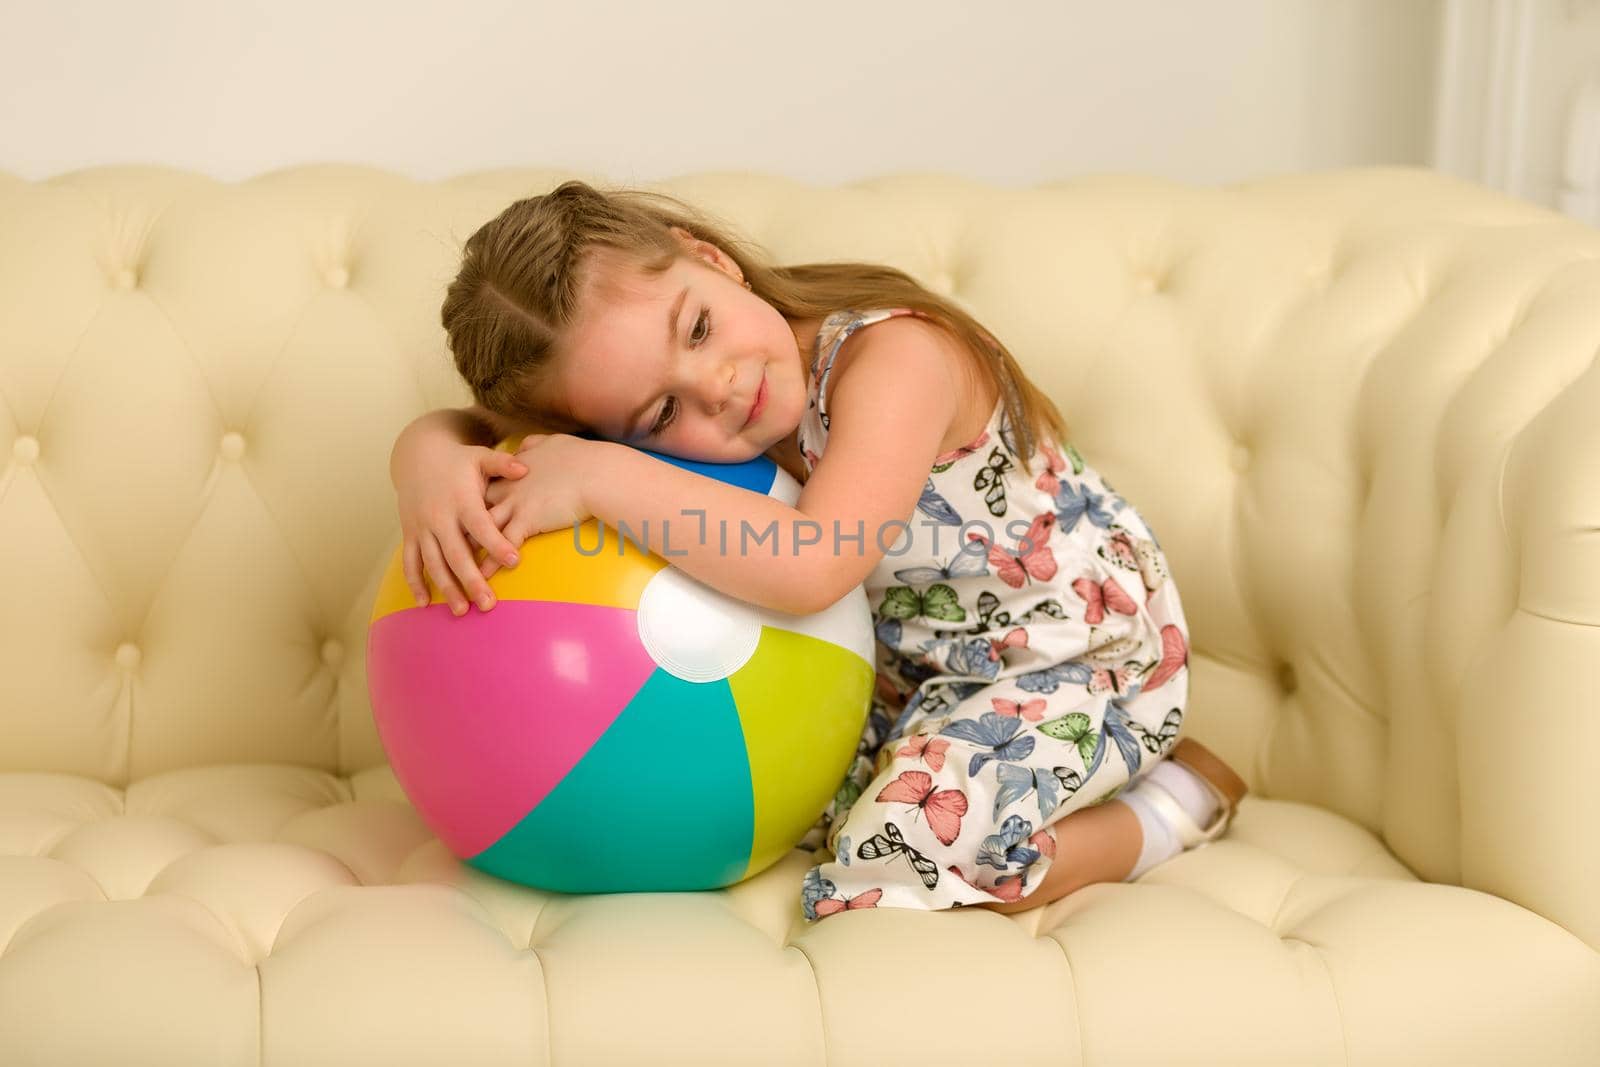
[549,231,811,463]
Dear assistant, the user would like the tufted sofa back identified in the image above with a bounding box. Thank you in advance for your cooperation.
[4,165,1598,944]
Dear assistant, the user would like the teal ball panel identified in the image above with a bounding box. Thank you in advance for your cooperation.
[468,667,755,893]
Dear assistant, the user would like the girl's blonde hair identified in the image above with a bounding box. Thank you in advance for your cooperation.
[440,179,1070,475]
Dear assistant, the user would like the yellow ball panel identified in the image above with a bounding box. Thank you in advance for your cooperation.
[371,517,670,623]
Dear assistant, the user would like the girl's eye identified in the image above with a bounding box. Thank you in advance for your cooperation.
[649,398,677,437]
[647,308,711,438]
[690,306,712,345]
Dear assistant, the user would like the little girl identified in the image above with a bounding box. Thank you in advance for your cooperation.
[389,179,1249,922]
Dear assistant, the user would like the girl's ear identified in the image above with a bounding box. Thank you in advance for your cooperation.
[669,225,742,282]
[667,225,700,258]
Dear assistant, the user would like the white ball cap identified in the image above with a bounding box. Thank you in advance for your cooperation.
[635,566,761,682]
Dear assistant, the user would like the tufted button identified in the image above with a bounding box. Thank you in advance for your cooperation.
[1135,272,1160,294]
[320,639,344,666]
[1277,661,1297,693]
[112,266,139,290]
[115,642,142,669]
[12,434,39,464]
[219,431,246,461]
[931,270,955,295]
[326,265,349,289]
[1230,444,1251,473]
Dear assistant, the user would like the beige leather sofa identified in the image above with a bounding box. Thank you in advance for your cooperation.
[2,164,1597,1066]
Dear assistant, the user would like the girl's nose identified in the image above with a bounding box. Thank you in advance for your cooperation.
[706,360,736,413]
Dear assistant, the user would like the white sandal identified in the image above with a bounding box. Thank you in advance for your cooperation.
[1141,737,1249,849]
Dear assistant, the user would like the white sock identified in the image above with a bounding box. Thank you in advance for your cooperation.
[1114,758,1221,881]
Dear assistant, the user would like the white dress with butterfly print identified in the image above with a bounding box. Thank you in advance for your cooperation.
[794,308,1193,922]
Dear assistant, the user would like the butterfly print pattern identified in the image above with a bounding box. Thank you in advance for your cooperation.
[793,309,1193,920]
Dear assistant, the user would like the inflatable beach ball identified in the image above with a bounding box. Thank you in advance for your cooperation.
[366,445,875,894]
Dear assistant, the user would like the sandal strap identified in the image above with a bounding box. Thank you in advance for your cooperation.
[1169,738,1248,810]
[1136,773,1231,849]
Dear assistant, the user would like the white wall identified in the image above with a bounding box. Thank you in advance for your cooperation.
[1432,0,1600,224]
[1,0,1440,188]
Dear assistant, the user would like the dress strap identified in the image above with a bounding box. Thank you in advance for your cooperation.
[810,308,929,428]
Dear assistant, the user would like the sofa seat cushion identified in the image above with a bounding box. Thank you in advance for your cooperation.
[2,764,1597,1064]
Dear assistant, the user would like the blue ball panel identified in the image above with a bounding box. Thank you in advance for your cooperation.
[635,449,777,495]
[568,433,778,494]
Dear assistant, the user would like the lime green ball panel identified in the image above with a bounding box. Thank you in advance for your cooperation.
[729,626,874,881]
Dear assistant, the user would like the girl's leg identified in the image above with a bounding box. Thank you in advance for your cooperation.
[972,797,1142,915]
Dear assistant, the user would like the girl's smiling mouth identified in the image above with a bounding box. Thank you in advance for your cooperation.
[742,373,767,429]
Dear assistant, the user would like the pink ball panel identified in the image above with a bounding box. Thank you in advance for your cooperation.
[367,599,657,856]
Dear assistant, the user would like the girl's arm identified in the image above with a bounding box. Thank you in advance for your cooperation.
[390,404,529,462]
[581,317,960,615]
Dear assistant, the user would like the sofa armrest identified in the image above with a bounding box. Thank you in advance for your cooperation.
[1456,332,1600,951]
[1334,202,1600,951]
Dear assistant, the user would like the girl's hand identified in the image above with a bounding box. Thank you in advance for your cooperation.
[478,433,597,580]
[395,435,529,615]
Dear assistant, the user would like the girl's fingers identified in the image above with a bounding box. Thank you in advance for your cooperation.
[419,532,467,615]
[486,450,528,479]
[466,507,520,571]
[492,521,524,572]
[438,525,497,612]
[402,536,429,607]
